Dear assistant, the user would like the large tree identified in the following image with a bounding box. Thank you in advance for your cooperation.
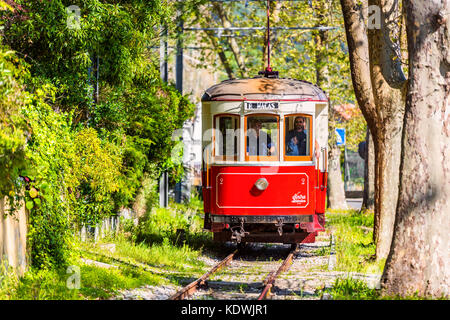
[368,0,407,261]
[313,0,348,210]
[340,0,407,260]
[381,0,449,298]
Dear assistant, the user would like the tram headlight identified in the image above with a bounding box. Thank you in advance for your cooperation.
[254,178,269,191]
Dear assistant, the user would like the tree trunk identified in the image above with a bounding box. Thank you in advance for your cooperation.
[340,0,378,212]
[381,0,450,298]
[340,0,378,131]
[368,0,407,261]
[372,119,404,258]
[362,127,375,210]
[341,0,407,260]
[206,31,235,79]
[315,0,348,210]
[327,143,348,209]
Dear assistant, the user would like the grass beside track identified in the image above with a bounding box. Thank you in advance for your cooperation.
[326,209,384,274]
[320,209,442,300]
[0,236,208,300]
[319,208,382,300]
[0,201,211,300]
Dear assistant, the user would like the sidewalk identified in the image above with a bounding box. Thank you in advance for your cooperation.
[346,198,363,210]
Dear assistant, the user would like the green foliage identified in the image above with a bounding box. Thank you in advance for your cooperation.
[3,0,176,111]
[0,264,19,299]
[0,45,28,201]
[327,209,374,228]
[78,264,163,299]
[72,127,122,226]
[133,205,204,244]
[12,268,80,300]
[110,237,206,272]
[22,85,78,268]
[3,262,164,300]
[0,0,195,270]
[322,277,442,300]
[188,0,353,100]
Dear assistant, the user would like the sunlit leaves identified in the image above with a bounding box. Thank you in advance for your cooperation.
[0,0,195,269]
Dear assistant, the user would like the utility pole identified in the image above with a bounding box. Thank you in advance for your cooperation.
[160,28,168,83]
[176,16,183,94]
[174,2,184,203]
[159,25,169,208]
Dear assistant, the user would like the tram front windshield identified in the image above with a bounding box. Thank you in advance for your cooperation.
[213,114,312,162]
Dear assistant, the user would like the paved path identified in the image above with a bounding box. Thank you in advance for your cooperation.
[346,198,363,210]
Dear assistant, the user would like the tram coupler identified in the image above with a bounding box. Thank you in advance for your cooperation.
[275,218,284,236]
[231,218,249,243]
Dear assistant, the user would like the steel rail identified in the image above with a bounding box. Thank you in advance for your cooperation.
[257,244,299,300]
[169,249,238,300]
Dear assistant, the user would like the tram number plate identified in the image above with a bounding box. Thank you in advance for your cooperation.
[245,102,279,110]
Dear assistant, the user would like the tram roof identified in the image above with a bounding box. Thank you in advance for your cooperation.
[201,77,328,102]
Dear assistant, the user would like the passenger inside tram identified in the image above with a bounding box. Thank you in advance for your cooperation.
[246,117,277,156]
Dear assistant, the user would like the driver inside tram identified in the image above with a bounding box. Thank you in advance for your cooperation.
[247,118,276,156]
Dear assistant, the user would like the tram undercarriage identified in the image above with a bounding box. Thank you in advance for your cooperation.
[204,213,325,244]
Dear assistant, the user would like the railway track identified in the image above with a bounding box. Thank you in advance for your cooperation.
[169,244,299,300]
[169,249,238,300]
[257,244,299,300]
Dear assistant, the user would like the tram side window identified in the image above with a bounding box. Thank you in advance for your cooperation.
[246,116,278,159]
[285,115,311,157]
[215,115,239,159]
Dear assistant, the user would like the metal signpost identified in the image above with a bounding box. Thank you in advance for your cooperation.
[336,128,349,191]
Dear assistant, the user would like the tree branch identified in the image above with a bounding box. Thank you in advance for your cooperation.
[340,0,378,136]
[212,2,247,77]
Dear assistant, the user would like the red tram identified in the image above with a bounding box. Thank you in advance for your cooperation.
[201,76,329,245]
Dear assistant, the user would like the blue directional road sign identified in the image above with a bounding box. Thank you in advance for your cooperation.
[335,128,346,146]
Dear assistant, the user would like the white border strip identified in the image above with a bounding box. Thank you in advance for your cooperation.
[215,172,310,209]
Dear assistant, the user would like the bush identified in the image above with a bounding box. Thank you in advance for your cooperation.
[134,206,199,243]
[0,1,195,270]
[72,127,122,226]
[0,45,28,204]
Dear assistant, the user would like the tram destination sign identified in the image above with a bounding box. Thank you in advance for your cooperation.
[245,101,279,110]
